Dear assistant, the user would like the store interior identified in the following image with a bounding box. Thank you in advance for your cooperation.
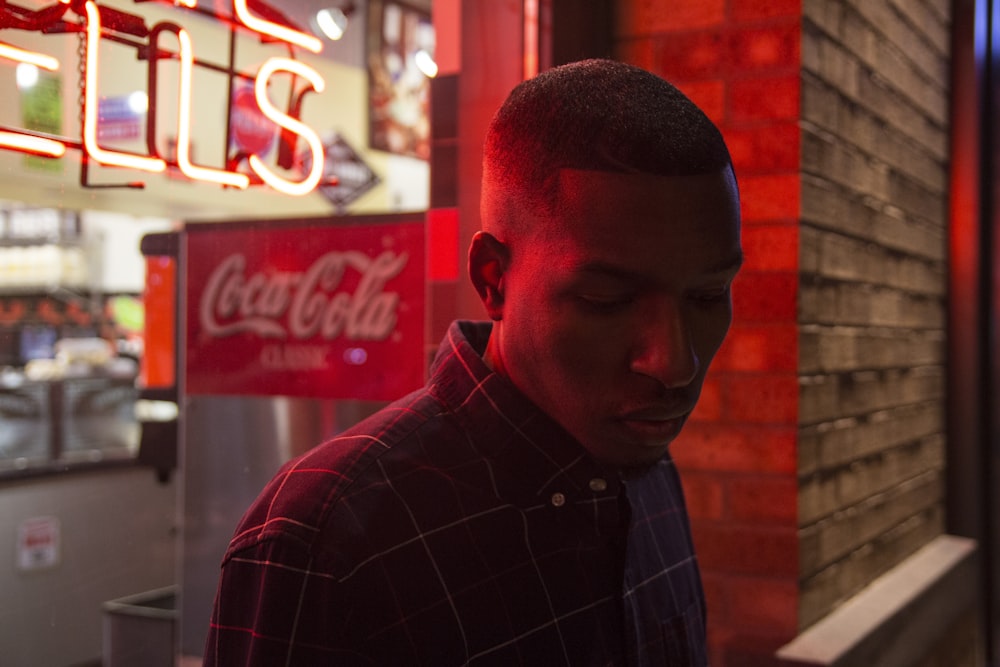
[0,0,436,664]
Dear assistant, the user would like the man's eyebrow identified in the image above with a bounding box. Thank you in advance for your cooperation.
[574,253,745,280]
[573,262,645,282]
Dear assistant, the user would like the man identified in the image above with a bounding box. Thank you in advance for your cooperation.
[205,59,742,666]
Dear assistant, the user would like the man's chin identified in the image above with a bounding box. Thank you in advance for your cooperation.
[587,441,672,476]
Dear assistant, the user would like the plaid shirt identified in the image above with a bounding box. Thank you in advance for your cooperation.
[205,321,707,666]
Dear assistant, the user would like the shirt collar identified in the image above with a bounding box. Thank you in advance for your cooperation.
[428,321,623,508]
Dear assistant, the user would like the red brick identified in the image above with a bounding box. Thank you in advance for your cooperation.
[729,23,800,73]
[739,173,800,222]
[740,224,799,272]
[701,572,730,624]
[731,0,803,23]
[720,633,800,667]
[673,423,797,474]
[729,474,798,523]
[657,30,726,80]
[681,472,726,520]
[713,322,798,373]
[676,79,727,123]
[706,624,733,667]
[616,0,725,37]
[733,271,798,322]
[690,373,723,421]
[616,37,656,72]
[727,575,799,634]
[724,373,798,424]
[724,122,800,173]
[692,522,798,576]
[731,75,800,122]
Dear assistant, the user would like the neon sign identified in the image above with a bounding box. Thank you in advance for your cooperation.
[0,0,332,196]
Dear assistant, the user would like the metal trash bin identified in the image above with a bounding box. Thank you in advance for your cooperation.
[102,586,176,667]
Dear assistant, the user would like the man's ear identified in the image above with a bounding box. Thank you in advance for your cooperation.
[468,231,509,321]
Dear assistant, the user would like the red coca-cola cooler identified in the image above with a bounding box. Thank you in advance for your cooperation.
[141,214,426,656]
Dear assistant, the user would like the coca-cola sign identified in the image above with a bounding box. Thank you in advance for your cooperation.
[185,218,425,400]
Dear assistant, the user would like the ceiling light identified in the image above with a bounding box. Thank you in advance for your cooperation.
[16,63,40,90]
[315,7,349,41]
[415,49,437,78]
[128,91,149,114]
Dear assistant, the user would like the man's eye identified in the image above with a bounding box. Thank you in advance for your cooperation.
[577,294,633,311]
[689,286,731,303]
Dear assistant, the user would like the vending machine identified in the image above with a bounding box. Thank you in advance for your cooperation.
[142,213,426,656]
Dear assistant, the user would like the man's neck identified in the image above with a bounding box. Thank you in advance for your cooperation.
[482,323,503,375]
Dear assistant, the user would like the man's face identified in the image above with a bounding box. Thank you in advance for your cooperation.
[486,168,742,470]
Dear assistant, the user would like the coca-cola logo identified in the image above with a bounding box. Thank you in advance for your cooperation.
[199,250,408,342]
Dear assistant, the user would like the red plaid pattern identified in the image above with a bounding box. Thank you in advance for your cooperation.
[204,321,707,666]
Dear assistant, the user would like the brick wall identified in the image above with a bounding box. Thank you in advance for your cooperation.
[616,1,803,663]
[615,0,952,663]
[798,0,950,627]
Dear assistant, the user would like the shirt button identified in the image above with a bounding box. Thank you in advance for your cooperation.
[551,492,566,507]
[589,478,608,492]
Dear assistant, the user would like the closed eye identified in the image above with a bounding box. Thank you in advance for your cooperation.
[688,285,732,303]
[577,293,635,312]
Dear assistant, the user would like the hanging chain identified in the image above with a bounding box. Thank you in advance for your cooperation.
[77,17,86,140]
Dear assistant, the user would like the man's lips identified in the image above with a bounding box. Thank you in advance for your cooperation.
[618,405,693,422]
[616,409,691,443]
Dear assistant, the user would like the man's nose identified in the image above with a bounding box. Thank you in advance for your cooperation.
[629,298,699,388]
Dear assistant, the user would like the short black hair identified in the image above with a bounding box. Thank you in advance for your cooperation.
[481,59,733,230]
